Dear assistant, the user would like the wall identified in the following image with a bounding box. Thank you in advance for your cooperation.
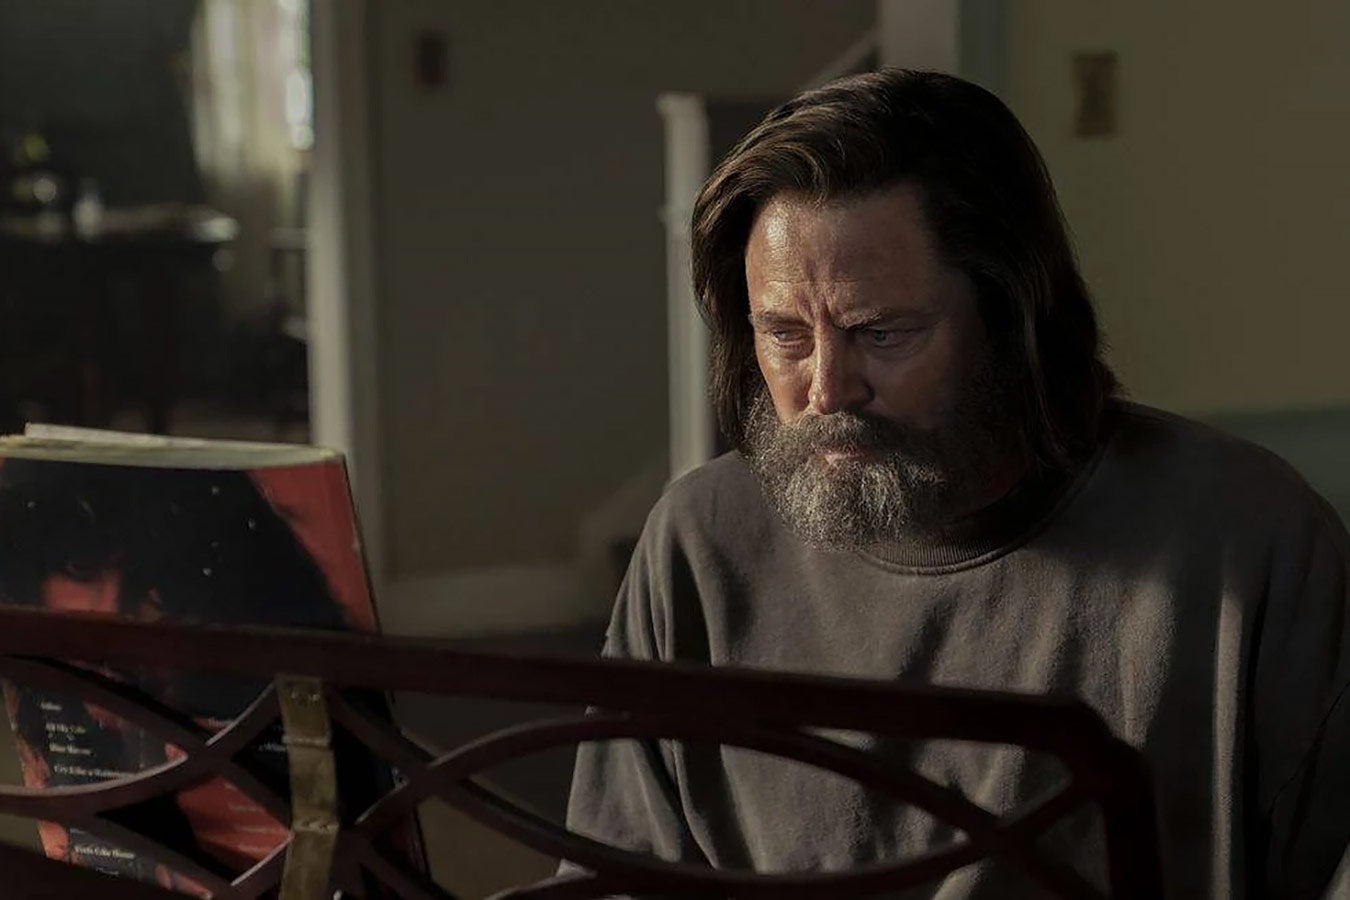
[1003,0,1350,416]
[368,1,875,582]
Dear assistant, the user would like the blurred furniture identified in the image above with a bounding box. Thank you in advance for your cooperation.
[0,205,237,434]
[263,226,310,438]
[0,605,1162,899]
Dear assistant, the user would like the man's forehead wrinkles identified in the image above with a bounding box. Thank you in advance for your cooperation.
[755,240,893,273]
[754,276,927,307]
[751,280,847,311]
[753,245,925,296]
[749,288,936,330]
[761,275,889,285]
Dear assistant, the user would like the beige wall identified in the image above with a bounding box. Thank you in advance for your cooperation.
[368,1,874,577]
[1004,0,1350,416]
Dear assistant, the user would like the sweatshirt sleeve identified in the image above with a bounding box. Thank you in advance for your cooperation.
[561,504,709,875]
[1253,497,1350,898]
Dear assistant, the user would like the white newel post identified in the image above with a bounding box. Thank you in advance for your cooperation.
[877,0,1007,93]
[658,93,714,482]
[877,0,959,71]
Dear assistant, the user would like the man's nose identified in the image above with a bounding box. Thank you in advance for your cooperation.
[807,331,870,415]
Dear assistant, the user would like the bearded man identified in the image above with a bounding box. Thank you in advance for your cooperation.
[564,70,1349,898]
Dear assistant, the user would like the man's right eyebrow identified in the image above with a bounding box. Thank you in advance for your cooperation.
[747,311,802,329]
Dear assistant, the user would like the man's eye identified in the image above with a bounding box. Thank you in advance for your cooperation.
[860,327,920,348]
[767,329,807,347]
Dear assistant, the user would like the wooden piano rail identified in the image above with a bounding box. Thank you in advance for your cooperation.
[0,605,1163,899]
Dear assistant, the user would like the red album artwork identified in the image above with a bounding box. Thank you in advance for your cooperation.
[0,447,420,895]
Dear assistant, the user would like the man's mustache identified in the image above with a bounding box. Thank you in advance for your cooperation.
[780,412,914,454]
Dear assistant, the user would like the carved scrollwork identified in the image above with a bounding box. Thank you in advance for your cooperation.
[0,606,1161,899]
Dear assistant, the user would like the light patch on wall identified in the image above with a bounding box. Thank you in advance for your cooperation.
[1073,51,1118,138]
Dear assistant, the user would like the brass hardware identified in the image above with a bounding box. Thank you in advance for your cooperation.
[277,675,338,900]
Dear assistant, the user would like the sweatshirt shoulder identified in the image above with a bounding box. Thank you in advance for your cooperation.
[1117,403,1303,478]
[620,454,775,660]
[646,451,768,539]
[1110,402,1341,526]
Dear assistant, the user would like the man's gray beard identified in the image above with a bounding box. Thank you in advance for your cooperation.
[742,357,1016,551]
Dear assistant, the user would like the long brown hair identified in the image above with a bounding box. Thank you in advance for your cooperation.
[692,69,1118,467]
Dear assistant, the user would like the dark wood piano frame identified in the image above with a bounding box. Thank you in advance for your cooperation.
[0,606,1162,899]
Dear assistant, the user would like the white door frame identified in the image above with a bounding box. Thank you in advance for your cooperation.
[307,0,385,589]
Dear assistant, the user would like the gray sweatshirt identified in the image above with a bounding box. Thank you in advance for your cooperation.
[564,403,1349,898]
